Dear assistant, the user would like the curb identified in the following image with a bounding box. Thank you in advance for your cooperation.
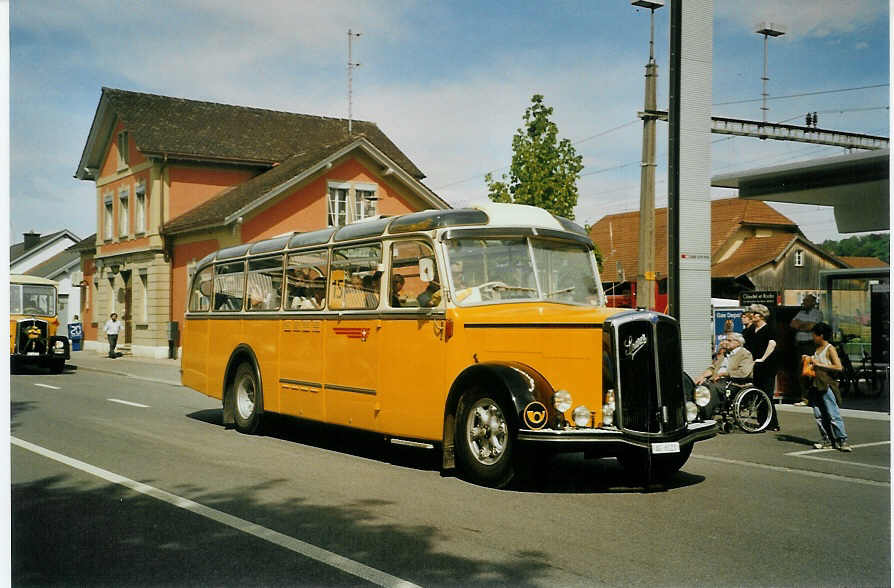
[776,403,890,421]
[73,363,182,388]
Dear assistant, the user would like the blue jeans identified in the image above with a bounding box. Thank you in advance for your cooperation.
[812,386,847,443]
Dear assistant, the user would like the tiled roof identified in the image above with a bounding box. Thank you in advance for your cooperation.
[23,248,81,280]
[10,230,80,263]
[589,198,799,281]
[68,233,97,253]
[711,233,796,278]
[839,256,889,268]
[80,88,424,179]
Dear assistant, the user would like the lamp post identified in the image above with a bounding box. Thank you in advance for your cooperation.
[632,0,664,310]
[755,22,786,123]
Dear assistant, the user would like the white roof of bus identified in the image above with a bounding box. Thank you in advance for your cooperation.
[470,202,565,231]
[10,274,58,286]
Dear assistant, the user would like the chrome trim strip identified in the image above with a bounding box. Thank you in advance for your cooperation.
[389,438,435,449]
[326,383,376,396]
[279,378,322,389]
[516,421,717,447]
[465,322,602,329]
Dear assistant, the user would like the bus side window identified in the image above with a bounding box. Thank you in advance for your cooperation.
[389,240,441,308]
[213,261,246,311]
[189,266,213,312]
[330,244,382,310]
[285,250,329,310]
[246,256,284,311]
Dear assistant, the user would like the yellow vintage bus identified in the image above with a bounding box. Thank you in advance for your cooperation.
[10,274,70,373]
[181,203,716,486]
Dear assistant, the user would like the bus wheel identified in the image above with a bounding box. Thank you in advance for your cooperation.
[618,443,693,483]
[455,390,515,488]
[232,363,262,434]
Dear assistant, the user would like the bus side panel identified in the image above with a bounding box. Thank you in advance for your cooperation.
[377,316,446,440]
[208,318,245,401]
[278,319,325,421]
[181,318,210,396]
[251,317,282,414]
[324,317,379,431]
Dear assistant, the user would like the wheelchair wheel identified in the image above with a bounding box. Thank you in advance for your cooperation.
[733,387,773,433]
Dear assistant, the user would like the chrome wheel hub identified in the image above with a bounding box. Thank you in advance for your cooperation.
[466,398,508,465]
[236,375,256,419]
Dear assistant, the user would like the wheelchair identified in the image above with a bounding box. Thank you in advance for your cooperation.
[694,378,774,434]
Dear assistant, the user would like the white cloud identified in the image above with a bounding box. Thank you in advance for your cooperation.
[716,0,887,39]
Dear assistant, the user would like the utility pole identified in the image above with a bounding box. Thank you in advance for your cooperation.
[755,22,785,123]
[633,0,664,310]
[347,29,361,135]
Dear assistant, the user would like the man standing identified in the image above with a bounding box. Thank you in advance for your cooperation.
[104,312,122,358]
[790,294,823,405]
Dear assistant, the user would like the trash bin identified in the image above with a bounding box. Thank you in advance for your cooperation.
[67,322,83,351]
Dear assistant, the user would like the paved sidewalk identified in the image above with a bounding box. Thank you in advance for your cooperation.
[67,350,182,387]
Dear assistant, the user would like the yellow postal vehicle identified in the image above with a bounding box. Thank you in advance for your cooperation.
[181,203,716,486]
[10,274,70,373]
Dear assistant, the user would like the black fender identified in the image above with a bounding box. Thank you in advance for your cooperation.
[221,344,263,426]
[48,336,70,360]
[442,361,554,469]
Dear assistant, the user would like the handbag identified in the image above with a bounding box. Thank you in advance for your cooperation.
[801,355,816,378]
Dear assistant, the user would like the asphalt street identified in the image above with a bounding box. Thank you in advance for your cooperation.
[10,361,892,587]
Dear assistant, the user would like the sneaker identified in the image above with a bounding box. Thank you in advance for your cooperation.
[837,441,853,452]
[813,441,833,449]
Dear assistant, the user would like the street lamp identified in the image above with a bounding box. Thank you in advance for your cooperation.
[755,22,786,123]
[632,0,664,310]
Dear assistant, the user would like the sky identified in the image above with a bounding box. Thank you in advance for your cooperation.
[7,0,891,248]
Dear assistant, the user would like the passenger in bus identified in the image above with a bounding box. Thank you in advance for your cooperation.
[417,281,442,307]
[362,274,380,308]
[391,274,406,307]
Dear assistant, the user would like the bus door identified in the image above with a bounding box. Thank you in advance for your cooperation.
[280,250,328,421]
[324,244,382,430]
[182,266,212,395]
[378,240,446,440]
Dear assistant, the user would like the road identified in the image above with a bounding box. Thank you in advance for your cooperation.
[11,366,891,587]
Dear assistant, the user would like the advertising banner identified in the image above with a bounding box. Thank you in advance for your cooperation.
[713,308,744,353]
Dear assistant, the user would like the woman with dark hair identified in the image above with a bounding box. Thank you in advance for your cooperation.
[804,322,851,451]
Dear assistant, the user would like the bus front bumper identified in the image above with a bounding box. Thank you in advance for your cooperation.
[516,420,717,453]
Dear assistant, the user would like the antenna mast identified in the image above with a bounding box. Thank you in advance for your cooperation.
[347,29,361,135]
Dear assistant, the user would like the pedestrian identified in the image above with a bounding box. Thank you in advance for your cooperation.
[746,304,780,431]
[804,322,851,452]
[104,312,122,358]
[790,293,823,405]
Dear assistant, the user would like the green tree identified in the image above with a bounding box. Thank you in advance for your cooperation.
[821,233,890,263]
[485,94,584,220]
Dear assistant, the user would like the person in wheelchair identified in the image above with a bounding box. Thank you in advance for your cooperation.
[695,332,754,388]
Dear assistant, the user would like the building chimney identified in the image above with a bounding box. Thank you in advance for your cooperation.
[23,230,41,251]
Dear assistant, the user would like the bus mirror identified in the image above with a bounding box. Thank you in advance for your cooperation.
[419,258,435,283]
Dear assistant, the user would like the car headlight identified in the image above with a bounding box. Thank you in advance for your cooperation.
[552,389,572,412]
[694,385,711,407]
[572,405,591,427]
[686,401,698,422]
[54,340,64,349]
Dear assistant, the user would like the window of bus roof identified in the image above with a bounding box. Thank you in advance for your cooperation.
[333,218,391,242]
[288,227,337,249]
[388,209,489,234]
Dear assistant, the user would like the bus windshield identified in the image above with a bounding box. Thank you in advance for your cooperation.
[10,284,57,316]
[445,237,604,306]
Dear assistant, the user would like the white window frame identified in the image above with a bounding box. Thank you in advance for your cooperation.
[118,186,129,237]
[139,269,149,323]
[794,249,804,267]
[327,182,350,227]
[135,181,146,234]
[353,183,378,222]
[117,130,129,169]
[103,194,114,241]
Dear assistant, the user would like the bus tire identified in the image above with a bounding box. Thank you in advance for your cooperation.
[231,362,263,434]
[50,359,65,374]
[455,389,515,488]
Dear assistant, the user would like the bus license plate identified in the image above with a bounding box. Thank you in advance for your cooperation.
[26,352,39,356]
[651,442,680,454]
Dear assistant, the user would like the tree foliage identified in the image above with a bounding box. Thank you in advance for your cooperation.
[485,94,584,220]
[821,233,889,263]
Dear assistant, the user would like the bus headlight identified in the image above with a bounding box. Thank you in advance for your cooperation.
[552,390,572,413]
[54,340,64,349]
[686,401,698,422]
[694,385,711,407]
[572,405,590,427]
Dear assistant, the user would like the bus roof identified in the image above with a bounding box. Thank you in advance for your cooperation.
[10,274,58,286]
[194,203,589,268]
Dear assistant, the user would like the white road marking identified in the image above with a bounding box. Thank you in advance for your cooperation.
[790,455,890,471]
[11,436,419,588]
[786,440,891,456]
[692,454,889,488]
[107,398,150,408]
[34,383,60,390]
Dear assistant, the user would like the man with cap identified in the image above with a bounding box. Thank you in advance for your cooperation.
[790,294,823,405]
[747,303,780,431]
